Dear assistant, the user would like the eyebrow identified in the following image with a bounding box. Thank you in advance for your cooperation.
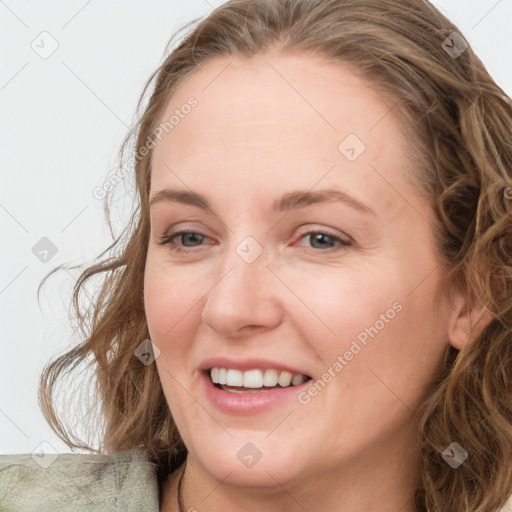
[148,188,376,215]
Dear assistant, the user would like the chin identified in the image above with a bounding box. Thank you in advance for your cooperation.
[188,434,309,487]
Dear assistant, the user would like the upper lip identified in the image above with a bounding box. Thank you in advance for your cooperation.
[200,357,311,377]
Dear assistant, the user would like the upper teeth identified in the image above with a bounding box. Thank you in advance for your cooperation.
[210,368,308,388]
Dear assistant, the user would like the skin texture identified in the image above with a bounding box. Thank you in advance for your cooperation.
[144,50,474,512]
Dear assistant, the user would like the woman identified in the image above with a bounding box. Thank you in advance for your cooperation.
[1,0,511,511]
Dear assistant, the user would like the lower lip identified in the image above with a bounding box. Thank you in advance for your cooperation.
[200,371,312,415]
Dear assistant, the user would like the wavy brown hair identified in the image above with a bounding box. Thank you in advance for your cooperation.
[38,0,512,510]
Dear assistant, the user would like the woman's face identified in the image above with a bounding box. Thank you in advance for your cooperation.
[144,51,455,494]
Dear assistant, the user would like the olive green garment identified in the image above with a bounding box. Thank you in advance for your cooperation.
[0,447,159,511]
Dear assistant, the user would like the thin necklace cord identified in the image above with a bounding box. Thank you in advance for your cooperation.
[176,461,186,512]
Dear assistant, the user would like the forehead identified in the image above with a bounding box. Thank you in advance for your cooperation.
[150,51,417,216]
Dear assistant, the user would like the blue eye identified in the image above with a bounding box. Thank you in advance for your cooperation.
[159,230,352,254]
[297,231,352,251]
[159,231,211,253]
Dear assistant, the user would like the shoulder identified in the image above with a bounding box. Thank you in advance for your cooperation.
[0,447,160,511]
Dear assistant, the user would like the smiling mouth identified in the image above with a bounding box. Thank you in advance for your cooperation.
[208,367,312,393]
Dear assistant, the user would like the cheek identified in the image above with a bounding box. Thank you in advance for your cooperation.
[276,264,403,356]
[293,262,446,388]
[331,284,444,416]
[144,247,444,379]
[143,254,197,356]
[143,257,201,424]
[143,251,404,356]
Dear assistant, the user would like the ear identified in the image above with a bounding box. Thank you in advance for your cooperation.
[448,294,494,350]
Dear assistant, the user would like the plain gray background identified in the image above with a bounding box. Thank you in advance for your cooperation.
[1,0,511,455]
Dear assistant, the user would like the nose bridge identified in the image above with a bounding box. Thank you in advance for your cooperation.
[208,232,271,306]
[201,231,282,334]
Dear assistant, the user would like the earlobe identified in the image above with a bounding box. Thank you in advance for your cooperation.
[448,298,494,350]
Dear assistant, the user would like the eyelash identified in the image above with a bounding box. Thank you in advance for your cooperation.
[158,229,352,254]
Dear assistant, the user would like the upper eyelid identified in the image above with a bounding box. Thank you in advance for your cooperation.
[162,225,348,238]
[163,228,212,240]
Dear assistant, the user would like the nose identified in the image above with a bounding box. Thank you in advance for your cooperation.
[201,238,283,338]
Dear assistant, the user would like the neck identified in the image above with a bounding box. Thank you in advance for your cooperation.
[161,442,421,512]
